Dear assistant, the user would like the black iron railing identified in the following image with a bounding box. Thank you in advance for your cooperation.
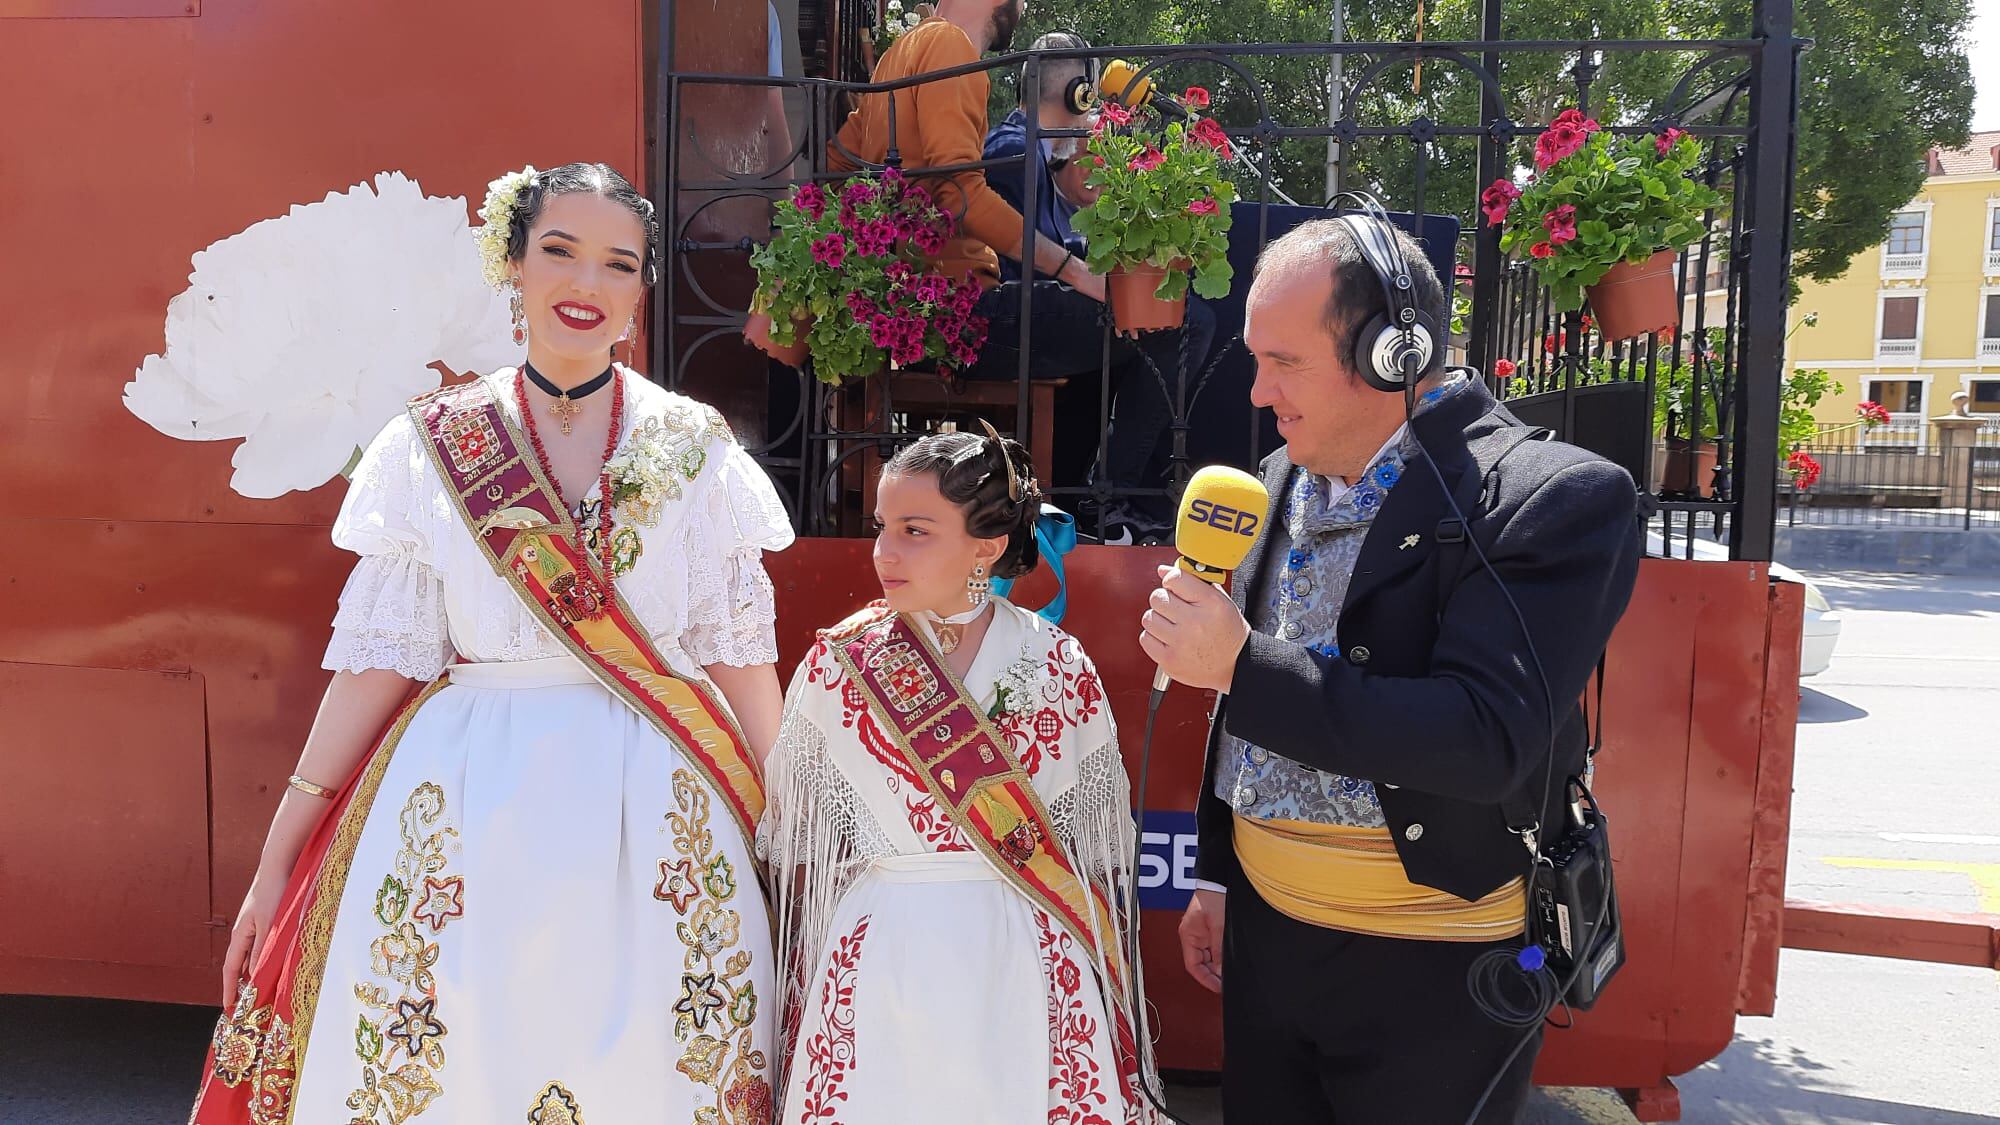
[658,0,1804,560]
[1781,425,2000,531]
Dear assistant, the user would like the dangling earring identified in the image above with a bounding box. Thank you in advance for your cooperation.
[508,282,527,346]
[620,311,638,367]
[966,563,991,609]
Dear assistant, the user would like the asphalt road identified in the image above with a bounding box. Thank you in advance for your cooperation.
[4,571,1995,1124]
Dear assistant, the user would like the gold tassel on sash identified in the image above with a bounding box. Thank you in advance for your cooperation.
[1234,815,1526,942]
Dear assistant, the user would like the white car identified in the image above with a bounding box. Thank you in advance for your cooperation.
[1646,532,1841,677]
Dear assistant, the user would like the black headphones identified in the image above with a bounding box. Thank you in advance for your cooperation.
[1332,194,1440,393]
[1021,31,1099,117]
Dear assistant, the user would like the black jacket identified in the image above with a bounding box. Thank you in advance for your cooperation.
[1194,382,1643,902]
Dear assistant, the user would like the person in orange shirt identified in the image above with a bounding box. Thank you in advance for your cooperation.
[831,0,1095,296]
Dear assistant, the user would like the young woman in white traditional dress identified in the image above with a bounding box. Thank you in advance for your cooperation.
[190,162,792,1125]
[759,428,1161,1125]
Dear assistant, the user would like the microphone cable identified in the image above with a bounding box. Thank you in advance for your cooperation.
[1115,682,1189,1125]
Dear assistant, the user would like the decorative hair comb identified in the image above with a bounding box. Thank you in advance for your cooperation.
[976,419,1022,502]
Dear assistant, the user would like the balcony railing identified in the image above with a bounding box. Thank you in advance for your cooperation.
[1985,249,2000,275]
[1876,338,1920,358]
[1880,251,1927,279]
[1979,337,2000,359]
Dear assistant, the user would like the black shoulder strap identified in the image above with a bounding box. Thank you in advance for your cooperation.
[1425,422,1552,835]
[1431,424,1551,620]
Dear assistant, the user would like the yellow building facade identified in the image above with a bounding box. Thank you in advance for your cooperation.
[1782,130,2000,447]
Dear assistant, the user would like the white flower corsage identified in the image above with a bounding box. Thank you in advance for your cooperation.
[604,416,680,527]
[475,165,538,291]
[988,648,1043,719]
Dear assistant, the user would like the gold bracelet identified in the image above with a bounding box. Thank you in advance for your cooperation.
[287,774,337,800]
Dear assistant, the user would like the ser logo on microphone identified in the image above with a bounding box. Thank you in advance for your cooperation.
[1186,497,1260,537]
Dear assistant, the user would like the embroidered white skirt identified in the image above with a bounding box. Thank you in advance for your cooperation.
[780,852,1126,1125]
[286,655,775,1124]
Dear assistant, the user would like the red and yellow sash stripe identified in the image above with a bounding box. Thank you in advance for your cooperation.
[825,606,1143,1092]
[411,377,765,845]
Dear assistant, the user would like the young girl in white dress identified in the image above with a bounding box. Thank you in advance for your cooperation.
[760,427,1160,1125]
[192,162,791,1125]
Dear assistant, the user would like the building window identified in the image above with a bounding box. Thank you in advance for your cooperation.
[1878,294,1921,357]
[1864,378,1927,448]
[1882,209,1929,279]
[1886,212,1925,255]
[1987,205,2000,276]
[1970,381,2000,415]
[1866,379,1924,415]
[1983,292,2000,359]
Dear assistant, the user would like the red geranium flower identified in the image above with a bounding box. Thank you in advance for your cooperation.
[1129,147,1166,173]
[1494,358,1518,378]
[1534,124,1587,170]
[810,233,846,269]
[1182,86,1211,109]
[1530,240,1556,260]
[1190,117,1234,159]
[1580,314,1595,332]
[1551,108,1601,135]
[1543,331,1566,353]
[1480,178,1521,226]
[1786,449,1822,491]
[792,182,827,220]
[840,180,877,208]
[1655,127,1686,156]
[1188,197,1219,216]
[1543,204,1578,246]
[1099,102,1133,128]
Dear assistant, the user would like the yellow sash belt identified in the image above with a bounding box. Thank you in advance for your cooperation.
[1234,815,1526,942]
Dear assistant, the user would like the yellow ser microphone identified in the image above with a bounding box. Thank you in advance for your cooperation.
[1098,58,1156,107]
[1099,59,1188,120]
[1151,465,1272,692]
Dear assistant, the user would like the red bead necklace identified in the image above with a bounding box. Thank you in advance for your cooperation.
[515,365,626,579]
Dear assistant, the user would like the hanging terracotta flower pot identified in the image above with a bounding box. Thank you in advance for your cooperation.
[1106,260,1192,333]
[1587,249,1680,342]
[744,310,811,368]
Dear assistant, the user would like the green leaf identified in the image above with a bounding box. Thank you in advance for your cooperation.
[1192,266,1233,300]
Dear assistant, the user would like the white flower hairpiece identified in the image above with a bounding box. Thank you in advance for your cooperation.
[476,165,539,291]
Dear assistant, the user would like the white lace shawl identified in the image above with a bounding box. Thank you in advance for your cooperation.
[321,370,793,679]
[756,602,1160,1106]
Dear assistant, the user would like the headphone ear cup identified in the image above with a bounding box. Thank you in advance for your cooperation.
[1064,75,1093,116]
[1350,312,1402,393]
[1350,312,1438,393]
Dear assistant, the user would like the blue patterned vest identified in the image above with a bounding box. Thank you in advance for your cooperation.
[1217,374,1472,827]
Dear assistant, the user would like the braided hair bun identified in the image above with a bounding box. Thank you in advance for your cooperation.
[881,422,1044,579]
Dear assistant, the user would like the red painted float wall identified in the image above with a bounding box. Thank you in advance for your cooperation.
[0,0,649,1002]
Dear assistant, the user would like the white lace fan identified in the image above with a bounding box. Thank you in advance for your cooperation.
[123,171,523,499]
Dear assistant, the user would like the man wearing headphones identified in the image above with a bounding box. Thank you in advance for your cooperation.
[976,31,1218,542]
[1139,215,1642,1121]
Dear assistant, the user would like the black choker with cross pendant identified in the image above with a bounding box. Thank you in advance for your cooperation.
[523,362,616,435]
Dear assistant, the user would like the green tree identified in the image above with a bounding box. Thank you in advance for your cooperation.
[1677,0,1976,282]
[1004,0,1974,283]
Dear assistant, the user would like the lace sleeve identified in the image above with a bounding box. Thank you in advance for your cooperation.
[683,443,797,668]
[321,414,453,680]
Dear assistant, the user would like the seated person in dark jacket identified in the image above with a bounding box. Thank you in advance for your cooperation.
[978,31,1215,541]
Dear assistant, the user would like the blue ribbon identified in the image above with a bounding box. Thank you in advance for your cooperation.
[989,504,1077,624]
